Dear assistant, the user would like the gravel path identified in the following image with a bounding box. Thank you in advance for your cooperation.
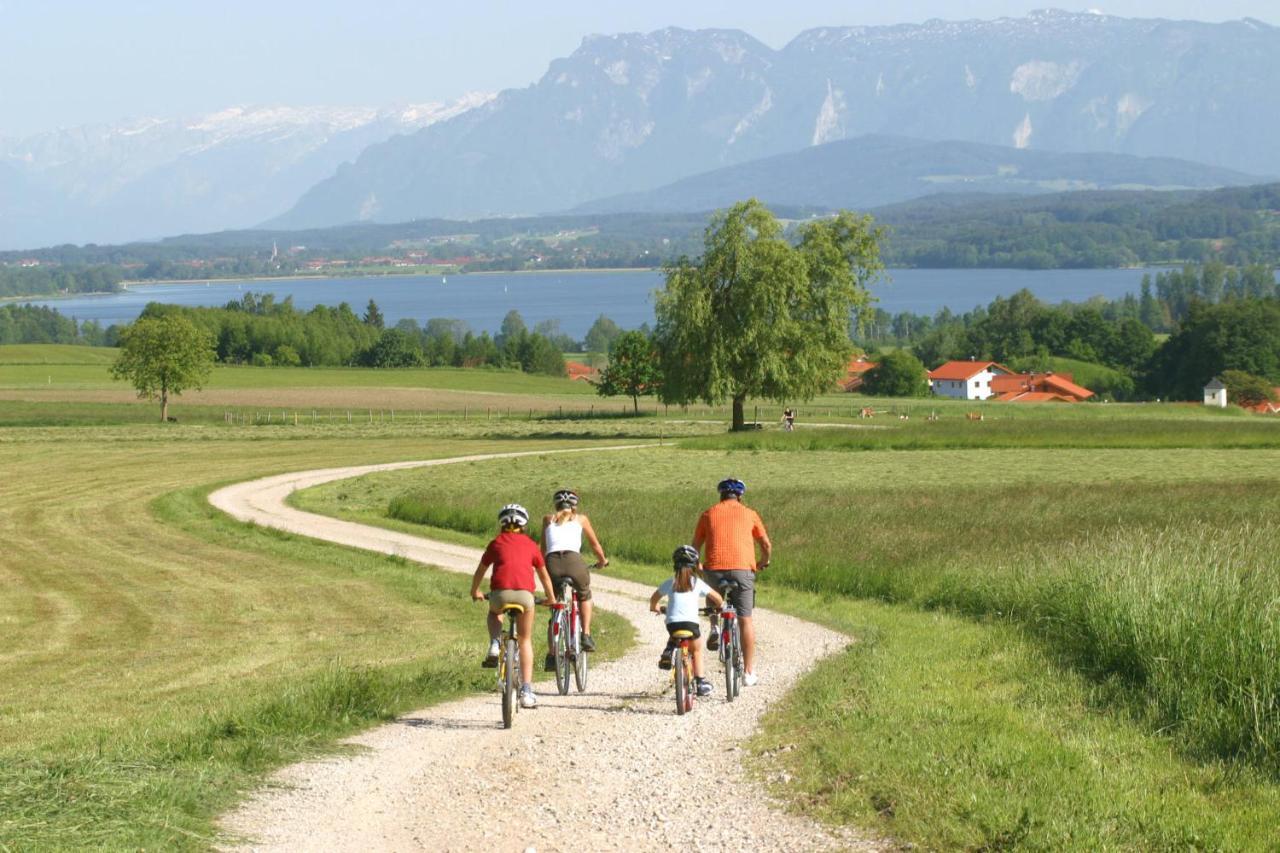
[210,446,880,852]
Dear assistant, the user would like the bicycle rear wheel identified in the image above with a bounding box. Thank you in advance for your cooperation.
[723,625,738,702]
[674,648,688,715]
[553,612,571,695]
[502,637,518,729]
[732,622,744,699]
[573,609,588,692]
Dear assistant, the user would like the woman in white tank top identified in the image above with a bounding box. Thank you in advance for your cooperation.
[542,489,608,657]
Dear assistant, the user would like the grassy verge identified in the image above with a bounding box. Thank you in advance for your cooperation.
[0,430,634,848]
[295,442,1280,847]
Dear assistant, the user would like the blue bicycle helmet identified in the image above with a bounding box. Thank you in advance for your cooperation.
[717,477,746,497]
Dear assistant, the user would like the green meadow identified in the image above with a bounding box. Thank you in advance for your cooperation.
[7,341,1280,849]
[300,432,1280,849]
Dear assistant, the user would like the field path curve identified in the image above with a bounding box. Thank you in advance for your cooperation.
[210,446,877,852]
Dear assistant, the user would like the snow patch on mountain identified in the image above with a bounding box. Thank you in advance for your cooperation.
[729,87,773,145]
[812,80,847,146]
[1010,60,1084,101]
[1115,92,1152,134]
[1014,113,1034,148]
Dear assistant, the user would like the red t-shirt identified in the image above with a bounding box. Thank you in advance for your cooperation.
[482,531,545,592]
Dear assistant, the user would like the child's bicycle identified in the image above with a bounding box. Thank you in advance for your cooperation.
[491,599,526,729]
[658,606,698,715]
[547,578,589,695]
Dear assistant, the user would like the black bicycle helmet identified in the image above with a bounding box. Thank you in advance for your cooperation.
[717,477,746,497]
[553,489,579,509]
[672,544,700,569]
[497,503,529,528]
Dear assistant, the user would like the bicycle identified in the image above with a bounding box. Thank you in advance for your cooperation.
[669,627,697,715]
[494,600,525,729]
[547,577,589,695]
[709,580,747,701]
[658,606,697,715]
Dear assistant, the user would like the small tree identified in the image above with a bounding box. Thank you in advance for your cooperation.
[110,314,215,421]
[655,200,882,429]
[584,314,622,354]
[1222,369,1277,408]
[363,299,384,329]
[862,350,928,397]
[596,330,661,413]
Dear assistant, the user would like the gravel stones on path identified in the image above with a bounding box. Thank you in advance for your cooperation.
[211,448,882,852]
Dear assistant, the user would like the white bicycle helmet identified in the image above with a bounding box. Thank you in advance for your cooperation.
[553,489,579,509]
[498,503,530,528]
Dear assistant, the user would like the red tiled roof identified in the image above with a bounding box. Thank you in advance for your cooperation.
[1042,373,1095,400]
[928,360,1012,381]
[997,391,1075,403]
[565,361,598,381]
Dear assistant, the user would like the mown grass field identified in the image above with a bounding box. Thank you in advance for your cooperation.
[0,425,639,849]
[300,435,1280,849]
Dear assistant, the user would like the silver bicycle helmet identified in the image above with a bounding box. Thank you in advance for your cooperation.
[553,489,579,509]
[497,503,530,528]
[672,544,700,569]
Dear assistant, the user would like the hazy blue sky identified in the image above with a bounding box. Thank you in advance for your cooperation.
[2,1,1277,136]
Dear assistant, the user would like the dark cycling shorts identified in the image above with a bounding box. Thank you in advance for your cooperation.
[666,621,701,640]
[546,551,591,601]
[702,569,756,617]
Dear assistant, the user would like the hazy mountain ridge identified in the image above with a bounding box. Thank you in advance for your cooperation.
[276,10,1280,229]
[0,95,492,250]
[571,135,1265,214]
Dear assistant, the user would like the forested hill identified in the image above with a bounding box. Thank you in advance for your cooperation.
[572,135,1262,216]
[877,182,1280,268]
[3,184,1279,278]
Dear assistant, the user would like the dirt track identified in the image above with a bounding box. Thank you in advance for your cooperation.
[210,447,877,852]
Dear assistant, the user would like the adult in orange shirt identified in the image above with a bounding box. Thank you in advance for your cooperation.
[692,477,771,686]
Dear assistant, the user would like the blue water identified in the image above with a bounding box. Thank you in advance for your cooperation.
[24,267,1165,337]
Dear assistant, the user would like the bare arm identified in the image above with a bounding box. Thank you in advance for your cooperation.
[470,561,489,600]
[579,514,608,566]
[541,514,552,550]
[649,589,663,613]
[705,587,724,608]
[757,532,773,570]
[536,562,557,604]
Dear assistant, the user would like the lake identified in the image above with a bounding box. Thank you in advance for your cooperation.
[25,267,1167,337]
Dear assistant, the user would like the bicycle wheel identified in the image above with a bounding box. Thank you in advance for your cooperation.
[573,609,589,692]
[732,622,744,698]
[674,647,688,716]
[554,612,571,695]
[722,623,737,702]
[502,637,518,729]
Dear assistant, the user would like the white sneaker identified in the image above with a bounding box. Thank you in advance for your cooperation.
[743,671,759,687]
[519,686,538,709]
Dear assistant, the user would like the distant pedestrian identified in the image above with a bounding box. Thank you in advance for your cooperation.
[782,407,796,431]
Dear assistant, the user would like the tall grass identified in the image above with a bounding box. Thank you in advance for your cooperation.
[381,450,1280,774]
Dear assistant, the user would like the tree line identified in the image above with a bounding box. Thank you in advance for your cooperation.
[0,265,123,298]
[130,294,636,376]
[0,304,113,346]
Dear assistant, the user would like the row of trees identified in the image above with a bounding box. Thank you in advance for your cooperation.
[0,304,114,346]
[0,265,122,298]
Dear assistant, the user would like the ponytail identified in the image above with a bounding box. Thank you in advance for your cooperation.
[553,506,577,525]
[673,565,694,594]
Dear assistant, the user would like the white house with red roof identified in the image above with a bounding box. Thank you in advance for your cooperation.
[927,360,1014,400]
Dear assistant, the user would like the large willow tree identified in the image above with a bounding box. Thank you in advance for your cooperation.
[654,199,883,430]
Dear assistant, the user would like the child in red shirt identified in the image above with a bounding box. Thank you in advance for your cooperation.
[470,503,557,708]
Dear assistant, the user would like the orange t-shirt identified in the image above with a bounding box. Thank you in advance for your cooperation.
[694,500,768,571]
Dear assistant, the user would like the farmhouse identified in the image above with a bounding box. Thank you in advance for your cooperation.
[927,360,1014,400]
[990,372,1095,403]
[840,358,877,392]
[565,361,599,382]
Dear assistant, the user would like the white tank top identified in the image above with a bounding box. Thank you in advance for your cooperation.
[544,517,583,553]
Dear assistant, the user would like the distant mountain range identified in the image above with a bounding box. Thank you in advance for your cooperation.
[275,10,1280,229]
[0,96,491,250]
[8,9,1280,252]
[571,135,1263,214]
